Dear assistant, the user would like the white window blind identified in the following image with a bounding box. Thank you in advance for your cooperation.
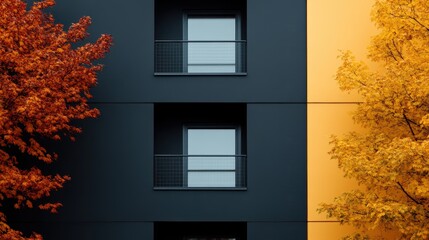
[187,18,236,73]
[187,129,236,187]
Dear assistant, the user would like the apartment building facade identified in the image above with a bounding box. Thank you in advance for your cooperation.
[14,0,382,239]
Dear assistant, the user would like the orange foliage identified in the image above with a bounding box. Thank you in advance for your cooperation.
[0,0,112,238]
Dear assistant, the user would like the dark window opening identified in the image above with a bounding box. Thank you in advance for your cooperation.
[154,222,247,240]
[154,103,247,189]
[154,0,247,75]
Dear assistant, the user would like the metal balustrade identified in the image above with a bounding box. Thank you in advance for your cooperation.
[154,154,247,189]
[154,40,247,74]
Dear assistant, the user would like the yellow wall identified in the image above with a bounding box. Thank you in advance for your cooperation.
[307,0,376,238]
[308,0,377,103]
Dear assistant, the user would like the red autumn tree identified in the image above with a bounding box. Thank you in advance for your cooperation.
[0,0,112,238]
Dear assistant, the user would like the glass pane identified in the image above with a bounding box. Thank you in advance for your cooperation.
[188,18,236,41]
[188,172,235,187]
[188,156,235,170]
[188,41,235,64]
[187,129,236,155]
[187,129,237,187]
[187,18,236,73]
[188,65,236,73]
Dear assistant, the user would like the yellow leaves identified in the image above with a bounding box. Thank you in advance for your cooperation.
[419,114,429,128]
[322,0,429,239]
[336,51,371,92]
[320,187,429,238]
[342,233,370,240]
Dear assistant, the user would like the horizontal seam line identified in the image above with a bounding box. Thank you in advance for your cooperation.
[88,102,311,104]
[8,220,313,223]
[307,102,361,104]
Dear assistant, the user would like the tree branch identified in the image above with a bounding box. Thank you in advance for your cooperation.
[392,39,404,60]
[397,182,421,205]
[403,113,417,140]
[386,44,398,62]
[409,16,429,32]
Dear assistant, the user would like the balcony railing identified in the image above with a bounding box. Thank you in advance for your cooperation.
[154,154,247,189]
[154,40,247,75]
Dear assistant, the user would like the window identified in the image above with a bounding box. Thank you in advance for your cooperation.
[185,127,239,187]
[154,0,247,74]
[186,16,237,73]
[154,103,247,189]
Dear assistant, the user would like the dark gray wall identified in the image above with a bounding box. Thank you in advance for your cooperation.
[14,222,153,240]
[12,104,305,219]
[11,103,306,238]
[49,0,306,103]
[10,0,307,239]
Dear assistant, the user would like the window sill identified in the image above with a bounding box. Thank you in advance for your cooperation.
[153,187,247,191]
[154,72,247,76]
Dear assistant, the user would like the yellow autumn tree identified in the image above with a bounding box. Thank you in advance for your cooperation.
[318,0,429,239]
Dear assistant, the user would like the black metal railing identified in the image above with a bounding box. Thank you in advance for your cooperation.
[154,154,247,189]
[154,40,247,74]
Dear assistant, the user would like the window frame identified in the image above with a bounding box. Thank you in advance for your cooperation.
[182,11,243,74]
[182,125,243,189]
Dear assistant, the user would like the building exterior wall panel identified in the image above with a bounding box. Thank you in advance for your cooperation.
[9,0,310,239]
[13,222,153,240]
[51,0,306,103]
[307,0,378,238]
